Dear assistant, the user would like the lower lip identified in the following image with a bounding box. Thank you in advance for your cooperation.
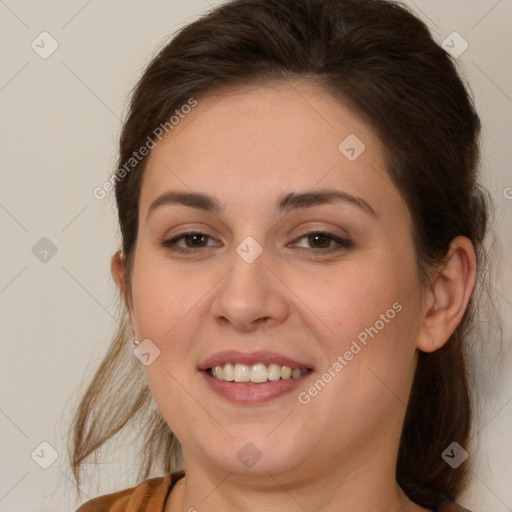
[201,370,313,405]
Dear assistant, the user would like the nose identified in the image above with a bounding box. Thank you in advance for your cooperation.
[210,244,290,332]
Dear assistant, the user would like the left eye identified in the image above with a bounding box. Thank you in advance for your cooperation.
[292,231,352,251]
[162,231,352,254]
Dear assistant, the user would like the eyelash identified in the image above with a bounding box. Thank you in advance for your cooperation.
[162,230,352,255]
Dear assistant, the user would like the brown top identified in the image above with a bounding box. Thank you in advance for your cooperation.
[75,471,472,512]
[75,471,185,512]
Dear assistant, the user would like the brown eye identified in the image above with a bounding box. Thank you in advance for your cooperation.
[162,232,219,253]
[181,233,209,248]
[306,233,332,249]
[292,231,352,252]
[162,230,352,255]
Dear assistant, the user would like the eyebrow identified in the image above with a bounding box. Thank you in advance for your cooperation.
[147,188,377,218]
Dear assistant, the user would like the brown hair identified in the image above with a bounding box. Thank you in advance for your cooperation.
[68,0,497,509]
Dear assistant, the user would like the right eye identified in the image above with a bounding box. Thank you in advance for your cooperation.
[162,232,220,254]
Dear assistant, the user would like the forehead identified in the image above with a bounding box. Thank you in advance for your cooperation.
[139,80,405,221]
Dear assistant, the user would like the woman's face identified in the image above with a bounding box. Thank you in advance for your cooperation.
[125,80,426,481]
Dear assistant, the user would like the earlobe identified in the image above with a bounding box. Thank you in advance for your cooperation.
[416,236,477,353]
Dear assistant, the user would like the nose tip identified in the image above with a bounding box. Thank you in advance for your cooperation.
[216,311,273,332]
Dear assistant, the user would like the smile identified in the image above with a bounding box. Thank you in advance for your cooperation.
[207,363,308,384]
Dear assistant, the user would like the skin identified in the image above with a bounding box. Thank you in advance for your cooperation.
[111,80,477,512]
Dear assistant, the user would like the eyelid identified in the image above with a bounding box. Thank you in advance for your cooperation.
[162,231,220,250]
[162,229,352,254]
[289,230,352,251]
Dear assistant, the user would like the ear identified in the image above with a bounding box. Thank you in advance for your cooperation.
[416,236,478,353]
[111,250,135,337]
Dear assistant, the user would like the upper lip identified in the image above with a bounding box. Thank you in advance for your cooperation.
[198,350,314,371]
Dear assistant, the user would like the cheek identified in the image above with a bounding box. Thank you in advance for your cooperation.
[295,266,419,438]
[129,248,206,342]
[313,262,414,351]
[129,254,201,423]
[303,245,421,406]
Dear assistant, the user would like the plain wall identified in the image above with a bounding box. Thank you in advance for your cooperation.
[0,1,511,510]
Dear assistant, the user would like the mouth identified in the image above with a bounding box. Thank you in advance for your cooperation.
[206,363,309,384]
[198,350,314,404]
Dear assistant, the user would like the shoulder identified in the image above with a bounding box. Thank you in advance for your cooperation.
[75,471,185,512]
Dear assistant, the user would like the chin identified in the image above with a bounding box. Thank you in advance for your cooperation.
[203,430,309,477]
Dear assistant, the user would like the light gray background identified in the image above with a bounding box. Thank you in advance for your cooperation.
[1,1,511,511]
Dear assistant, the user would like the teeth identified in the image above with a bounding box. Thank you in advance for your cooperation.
[291,368,302,379]
[281,366,292,379]
[209,363,307,383]
[251,363,268,383]
[223,363,234,381]
[268,363,281,381]
[234,363,251,382]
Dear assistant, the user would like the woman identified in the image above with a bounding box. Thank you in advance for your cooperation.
[70,0,491,510]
